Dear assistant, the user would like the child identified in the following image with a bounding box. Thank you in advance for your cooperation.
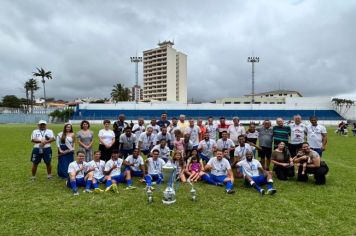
[173,129,185,156]
[172,151,186,182]
[187,156,204,182]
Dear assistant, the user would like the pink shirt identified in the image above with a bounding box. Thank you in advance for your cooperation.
[174,138,185,152]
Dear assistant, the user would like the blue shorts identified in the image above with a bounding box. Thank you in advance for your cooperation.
[252,175,267,186]
[94,176,106,183]
[146,173,163,182]
[31,147,52,165]
[209,174,227,183]
[199,153,210,163]
[111,174,126,183]
[67,177,86,188]
[131,170,143,177]
[121,149,134,157]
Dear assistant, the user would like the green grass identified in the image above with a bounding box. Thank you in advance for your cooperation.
[0,124,355,235]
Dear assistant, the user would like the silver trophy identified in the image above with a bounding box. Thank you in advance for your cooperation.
[161,162,177,205]
[187,179,197,201]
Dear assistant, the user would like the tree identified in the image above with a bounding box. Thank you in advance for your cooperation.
[24,81,30,113]
[33,67,52,110]
[111,83,130,102]
[24,78,40,113]
[2,95,23,108]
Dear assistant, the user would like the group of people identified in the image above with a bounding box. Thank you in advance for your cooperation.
[30,112,329,196]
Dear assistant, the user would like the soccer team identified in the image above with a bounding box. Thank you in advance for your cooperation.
[30,113,329,196]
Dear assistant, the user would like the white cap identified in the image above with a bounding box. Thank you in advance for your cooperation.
[38,120,47,125]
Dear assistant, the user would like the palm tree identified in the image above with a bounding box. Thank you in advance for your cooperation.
[28,78,39,113]
[111,83,130,103]
[24,81,30,113]
[33,67,52,111]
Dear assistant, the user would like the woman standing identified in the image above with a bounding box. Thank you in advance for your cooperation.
[271,142,295,181]
[57,123,75,179]
[98,120,115,162]
[76,120,94,162]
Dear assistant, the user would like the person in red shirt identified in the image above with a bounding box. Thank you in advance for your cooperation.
[197,118,206,142]
[217,116,230,139]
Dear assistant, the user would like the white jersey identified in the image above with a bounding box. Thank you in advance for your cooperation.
[146,157,166,175]
[246,131,259,140]
[155,132,172,144]
[306,124,327,149]
[290,123,307,144]
[198,139,217,157]
[31,129,54,148]
[237,159,261,177]
[119,133,136,149]
[104,158,123,177]
[146,124,160,135]
[98,129,115,145]
[186,125,201,146]
[132,124,145,145]
[234,144,255,161]
[168,125,180,143]
[207,157,231,176]
[68,161,88,179]
[216,138,235,150]
[227,125,246,145]
[138,132,155,150]
[87,160,105,179]
[206,123,218,141]
[125,155,144,172]
[151,144,171,160]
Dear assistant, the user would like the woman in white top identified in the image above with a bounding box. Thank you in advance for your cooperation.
[56,123,75,179]
[98,120,115,162]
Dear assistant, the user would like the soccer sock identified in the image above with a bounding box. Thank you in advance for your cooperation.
[70,180,78,192]
[226,181,233,190]
[145,175,152,186]
[86,180,92,190]
[106,180,112,188]
[93,182,99,189]
[267,180,273,190]
[127,179,132,186]
[251,182,261,192]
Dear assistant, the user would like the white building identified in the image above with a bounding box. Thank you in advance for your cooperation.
[215,90,303,104]
[131,85,143,102]
[143,41,187,103]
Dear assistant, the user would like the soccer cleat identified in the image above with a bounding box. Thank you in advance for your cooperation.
[94,188,104,193]
[125,186,136,190]
[267,188,277,195]
[73,191,79,196]
[105,186,112,192]
[260,189,265,196]
[83,189,93,193]
[226,189,235,194]
[30,176,36,181]
[47,175,53,180]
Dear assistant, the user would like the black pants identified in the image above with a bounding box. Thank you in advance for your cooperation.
[274,165,295,181]
[297,161,329,185]
[288,143,303,157]
[99,144,113,162]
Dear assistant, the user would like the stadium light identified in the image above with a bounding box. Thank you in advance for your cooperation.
[130,55,143,103]
[247,56,260,104]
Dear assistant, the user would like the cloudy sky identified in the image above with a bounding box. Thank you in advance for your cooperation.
[1,0,355,102]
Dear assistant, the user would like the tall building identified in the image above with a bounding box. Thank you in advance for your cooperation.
[143,41,187,103]
[131,85,143,102]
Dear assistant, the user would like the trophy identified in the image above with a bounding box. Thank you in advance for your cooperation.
[161,162,177,205]
[187,179,197,201]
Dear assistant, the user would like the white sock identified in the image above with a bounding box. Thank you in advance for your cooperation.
[250,180,255,185]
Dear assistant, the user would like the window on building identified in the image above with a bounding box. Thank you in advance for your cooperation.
[244,102,250,104]
[234,102,240,104]
[225,102,231,104]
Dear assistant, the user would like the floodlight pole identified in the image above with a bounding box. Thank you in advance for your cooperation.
[130,56,143,103]
[247,56,260,104]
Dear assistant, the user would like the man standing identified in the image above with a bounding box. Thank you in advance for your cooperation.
[289,115,307,157]
[177,114,189,132]
[227,117,245,146]
[294,142,329,185]
[119,127,136,157]
[197,133,217,162]
[132,118,145,147]
[146,118,161,135]
[206,116,218,141]
[306,116,327,157]
[155,126,172,146]
[237,151,277,196]
[217,116,230,139]
[186,118,201,149]
[138,127,155,156]
[273,118,291,149]
[168,117,180,144]
[30,120,55,180]
[157,112,171,128]
[113,114,129,148]
[257,120,273,170]
[197,119,206,142]
[201,150,235,194]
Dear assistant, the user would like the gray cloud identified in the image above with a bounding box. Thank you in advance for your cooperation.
[1,0,355,102]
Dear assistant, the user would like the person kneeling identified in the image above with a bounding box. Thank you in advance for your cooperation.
[201,149,235,194]
[237,151,277,196]
[104,150,136,193]
[67,151,93,196]
[144,149,166,190]
[86,150,106,193]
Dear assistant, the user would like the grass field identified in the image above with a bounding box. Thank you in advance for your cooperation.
[0,124,355,236]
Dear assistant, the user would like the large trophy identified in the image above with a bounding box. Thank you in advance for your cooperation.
[161,162,177,205]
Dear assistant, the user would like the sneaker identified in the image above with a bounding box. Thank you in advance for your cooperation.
[111,184,118,193]
[30,176,36,181]
[260,189,265,196]
[94,188,104,193]
[267,188,277,195]
[226,189,235,194]
[73,191,79,196]
[146,186,155,191]
[83,189,93,193]
[105,186,112,192]
[47,175,53,180]
[125,186,136,190]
